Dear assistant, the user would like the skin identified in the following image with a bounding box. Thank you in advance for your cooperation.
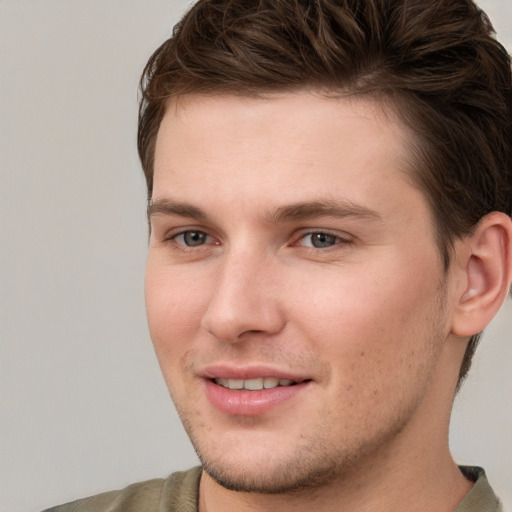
[145,92,476,512]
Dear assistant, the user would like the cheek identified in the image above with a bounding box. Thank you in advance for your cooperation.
[145,263,207,365]
[291,261,443,385]
[145,266,213,410]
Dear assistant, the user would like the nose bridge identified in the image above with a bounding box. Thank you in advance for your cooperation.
[201,245,284,343]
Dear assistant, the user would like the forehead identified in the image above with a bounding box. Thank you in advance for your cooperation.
[153,91,421,210]
[155,91,413,181]
[159,91,406,148]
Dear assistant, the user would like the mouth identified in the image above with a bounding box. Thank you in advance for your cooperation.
[202,368,312,415]
[212,377,300,391]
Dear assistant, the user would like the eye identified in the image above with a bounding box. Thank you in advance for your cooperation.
[299,232,347,249]
[174,230,212,247]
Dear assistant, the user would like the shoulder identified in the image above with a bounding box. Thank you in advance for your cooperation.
[456,466,503,512]
[41,467,202,512]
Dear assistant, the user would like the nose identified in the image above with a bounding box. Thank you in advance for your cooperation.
[200,250,286,343]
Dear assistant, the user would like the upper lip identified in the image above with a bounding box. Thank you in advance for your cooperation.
[200,364,311,383]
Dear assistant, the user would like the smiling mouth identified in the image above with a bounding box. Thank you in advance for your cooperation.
[213,377,303,391]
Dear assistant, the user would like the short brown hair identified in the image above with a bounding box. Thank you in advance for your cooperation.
[138,0,512,387]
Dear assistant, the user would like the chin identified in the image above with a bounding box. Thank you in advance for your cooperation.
[186,421,359,495]
[199,451,341,494]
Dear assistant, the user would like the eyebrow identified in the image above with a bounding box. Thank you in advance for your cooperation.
[148,199,208,221]
[264,200,382,224]
[147,198,382,224]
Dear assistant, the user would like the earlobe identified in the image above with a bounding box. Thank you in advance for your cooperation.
[451,212,512,337]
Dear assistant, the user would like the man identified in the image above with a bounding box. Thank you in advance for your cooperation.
[45,0,512,511]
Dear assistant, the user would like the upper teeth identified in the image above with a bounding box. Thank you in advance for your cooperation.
[214,377,295,390]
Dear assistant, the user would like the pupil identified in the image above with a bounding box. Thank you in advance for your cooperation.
[184,231,206,246]
[312,233,336,248]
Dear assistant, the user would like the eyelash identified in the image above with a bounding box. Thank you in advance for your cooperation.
[165,229,352,253]
[295,231,352,250]
[166,230,218,252]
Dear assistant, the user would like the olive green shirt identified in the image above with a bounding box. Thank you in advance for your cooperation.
[42,466,503,512]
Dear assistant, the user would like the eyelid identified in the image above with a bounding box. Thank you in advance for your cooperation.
[174,228,214,239]
[294,228,353,242]
[161,226,220,251]
[156,224,352,251]
[292,229,354,250]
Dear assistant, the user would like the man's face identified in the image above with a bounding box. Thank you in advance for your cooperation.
[146,92,454,492]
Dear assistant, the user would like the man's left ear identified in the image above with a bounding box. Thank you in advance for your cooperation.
[451,212,512,337]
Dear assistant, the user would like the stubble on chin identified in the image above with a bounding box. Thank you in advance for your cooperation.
[179,403,415,496]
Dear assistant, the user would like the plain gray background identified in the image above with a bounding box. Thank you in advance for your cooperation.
[1,1,511,511]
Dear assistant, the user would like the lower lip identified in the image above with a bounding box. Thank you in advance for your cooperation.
[204,379,310,416]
